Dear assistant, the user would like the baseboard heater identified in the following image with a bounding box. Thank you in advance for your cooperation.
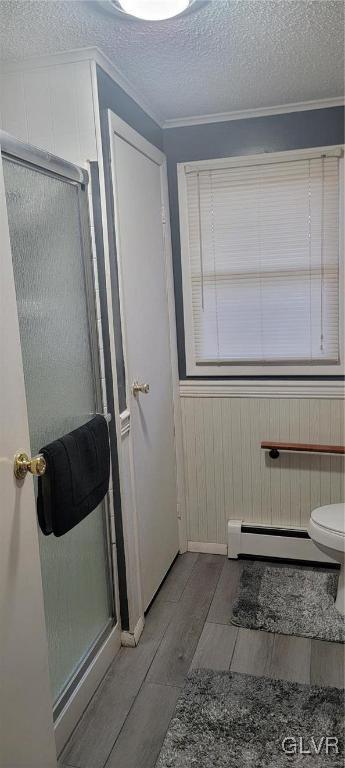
[227,520,337,564]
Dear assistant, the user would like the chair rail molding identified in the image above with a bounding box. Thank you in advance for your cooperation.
[180,380,345,399]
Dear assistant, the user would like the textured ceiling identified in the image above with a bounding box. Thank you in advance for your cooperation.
[0,0,343,122]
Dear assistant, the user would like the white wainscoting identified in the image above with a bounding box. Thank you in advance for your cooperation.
[180,383,344,545]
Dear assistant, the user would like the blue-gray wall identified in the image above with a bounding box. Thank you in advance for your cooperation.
[163,106,344,379]
[97,66,163,151]
[95,71,344,381]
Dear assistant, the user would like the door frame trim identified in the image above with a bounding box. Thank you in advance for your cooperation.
[159,149,188,554]
[109,113,165,167]
[107,111,187,618]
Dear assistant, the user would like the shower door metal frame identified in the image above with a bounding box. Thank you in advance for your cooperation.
[0,130,89,184]
[0,130,120,751]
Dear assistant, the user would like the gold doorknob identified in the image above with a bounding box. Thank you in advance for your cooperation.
[14,452,46,480]
[132,381,150,396]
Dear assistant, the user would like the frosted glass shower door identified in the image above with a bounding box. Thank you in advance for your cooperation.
[3,157,114,707]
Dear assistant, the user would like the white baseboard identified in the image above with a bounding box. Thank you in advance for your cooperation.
[55,624,121,756]
[121,615,145,647]
[227,520,337,564]
[188,541,227,555]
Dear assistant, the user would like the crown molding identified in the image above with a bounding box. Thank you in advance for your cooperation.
[163,97,345,128]
[2,49,343,132]
[90,48,164,126]
[0,46,164,128]
[179,380,345,399]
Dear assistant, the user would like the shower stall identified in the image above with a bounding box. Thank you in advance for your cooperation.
[1,131,119,750]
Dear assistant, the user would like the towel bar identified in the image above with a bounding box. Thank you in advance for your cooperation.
[92,412,112,423]
[261,441,345,459]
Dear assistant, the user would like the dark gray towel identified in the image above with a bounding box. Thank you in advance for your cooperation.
[37,416,110,537]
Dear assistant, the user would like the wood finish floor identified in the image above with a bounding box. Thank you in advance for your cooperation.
[60,554,345,768]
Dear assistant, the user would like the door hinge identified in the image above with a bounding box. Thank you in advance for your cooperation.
[161,206,166,225]
[177,502,181,520]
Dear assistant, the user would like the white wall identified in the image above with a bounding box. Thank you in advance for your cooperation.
[181,385,344,545]
[0,60,97,163]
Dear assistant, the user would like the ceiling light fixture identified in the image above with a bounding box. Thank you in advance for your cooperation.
[101,0,196,21]
[119,0,190,19]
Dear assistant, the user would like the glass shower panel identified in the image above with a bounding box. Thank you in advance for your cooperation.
[3,158,113,703]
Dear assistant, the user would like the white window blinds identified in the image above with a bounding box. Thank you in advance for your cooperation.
[185,154,340,365]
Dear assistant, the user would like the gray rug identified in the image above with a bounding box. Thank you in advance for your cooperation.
[231,562,345,643]
[156,669,344,767]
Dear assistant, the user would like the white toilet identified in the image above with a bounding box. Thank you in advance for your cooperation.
[309,503,345,615]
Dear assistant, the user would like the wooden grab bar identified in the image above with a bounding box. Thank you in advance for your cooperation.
[261,441,345,459]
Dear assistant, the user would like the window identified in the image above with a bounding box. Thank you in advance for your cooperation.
[178,147,343,376]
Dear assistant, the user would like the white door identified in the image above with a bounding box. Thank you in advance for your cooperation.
[0,151,57,766]
[109,115,179,609]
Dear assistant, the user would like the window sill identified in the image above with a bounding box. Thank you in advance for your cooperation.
[186,361,344,378]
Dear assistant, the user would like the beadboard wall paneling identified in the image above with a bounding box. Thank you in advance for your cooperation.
[0,60,97,163]
[181,396,344,544]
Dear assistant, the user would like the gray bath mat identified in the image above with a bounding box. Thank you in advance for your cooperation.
[231,562,345,643]
[156,669,344,767]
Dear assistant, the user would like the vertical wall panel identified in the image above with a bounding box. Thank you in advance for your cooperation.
[268,399,282,526]
[193,398,205,542]
[279,401,291,526]
[0,60,97,164]
[288,399,302,526]
[183,399,197,541]
[0,71,27,142]
[230,398,243,521]
[203,400,217,541]
[330,400,345,503]
[22,68,55,152]
[181,395,344,545]
[222,398,234,526]
[212,399,224,542]
[259,398,271,524]
[319,399,331,507]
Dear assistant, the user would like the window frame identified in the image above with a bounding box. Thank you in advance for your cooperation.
[178,145,344,377]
